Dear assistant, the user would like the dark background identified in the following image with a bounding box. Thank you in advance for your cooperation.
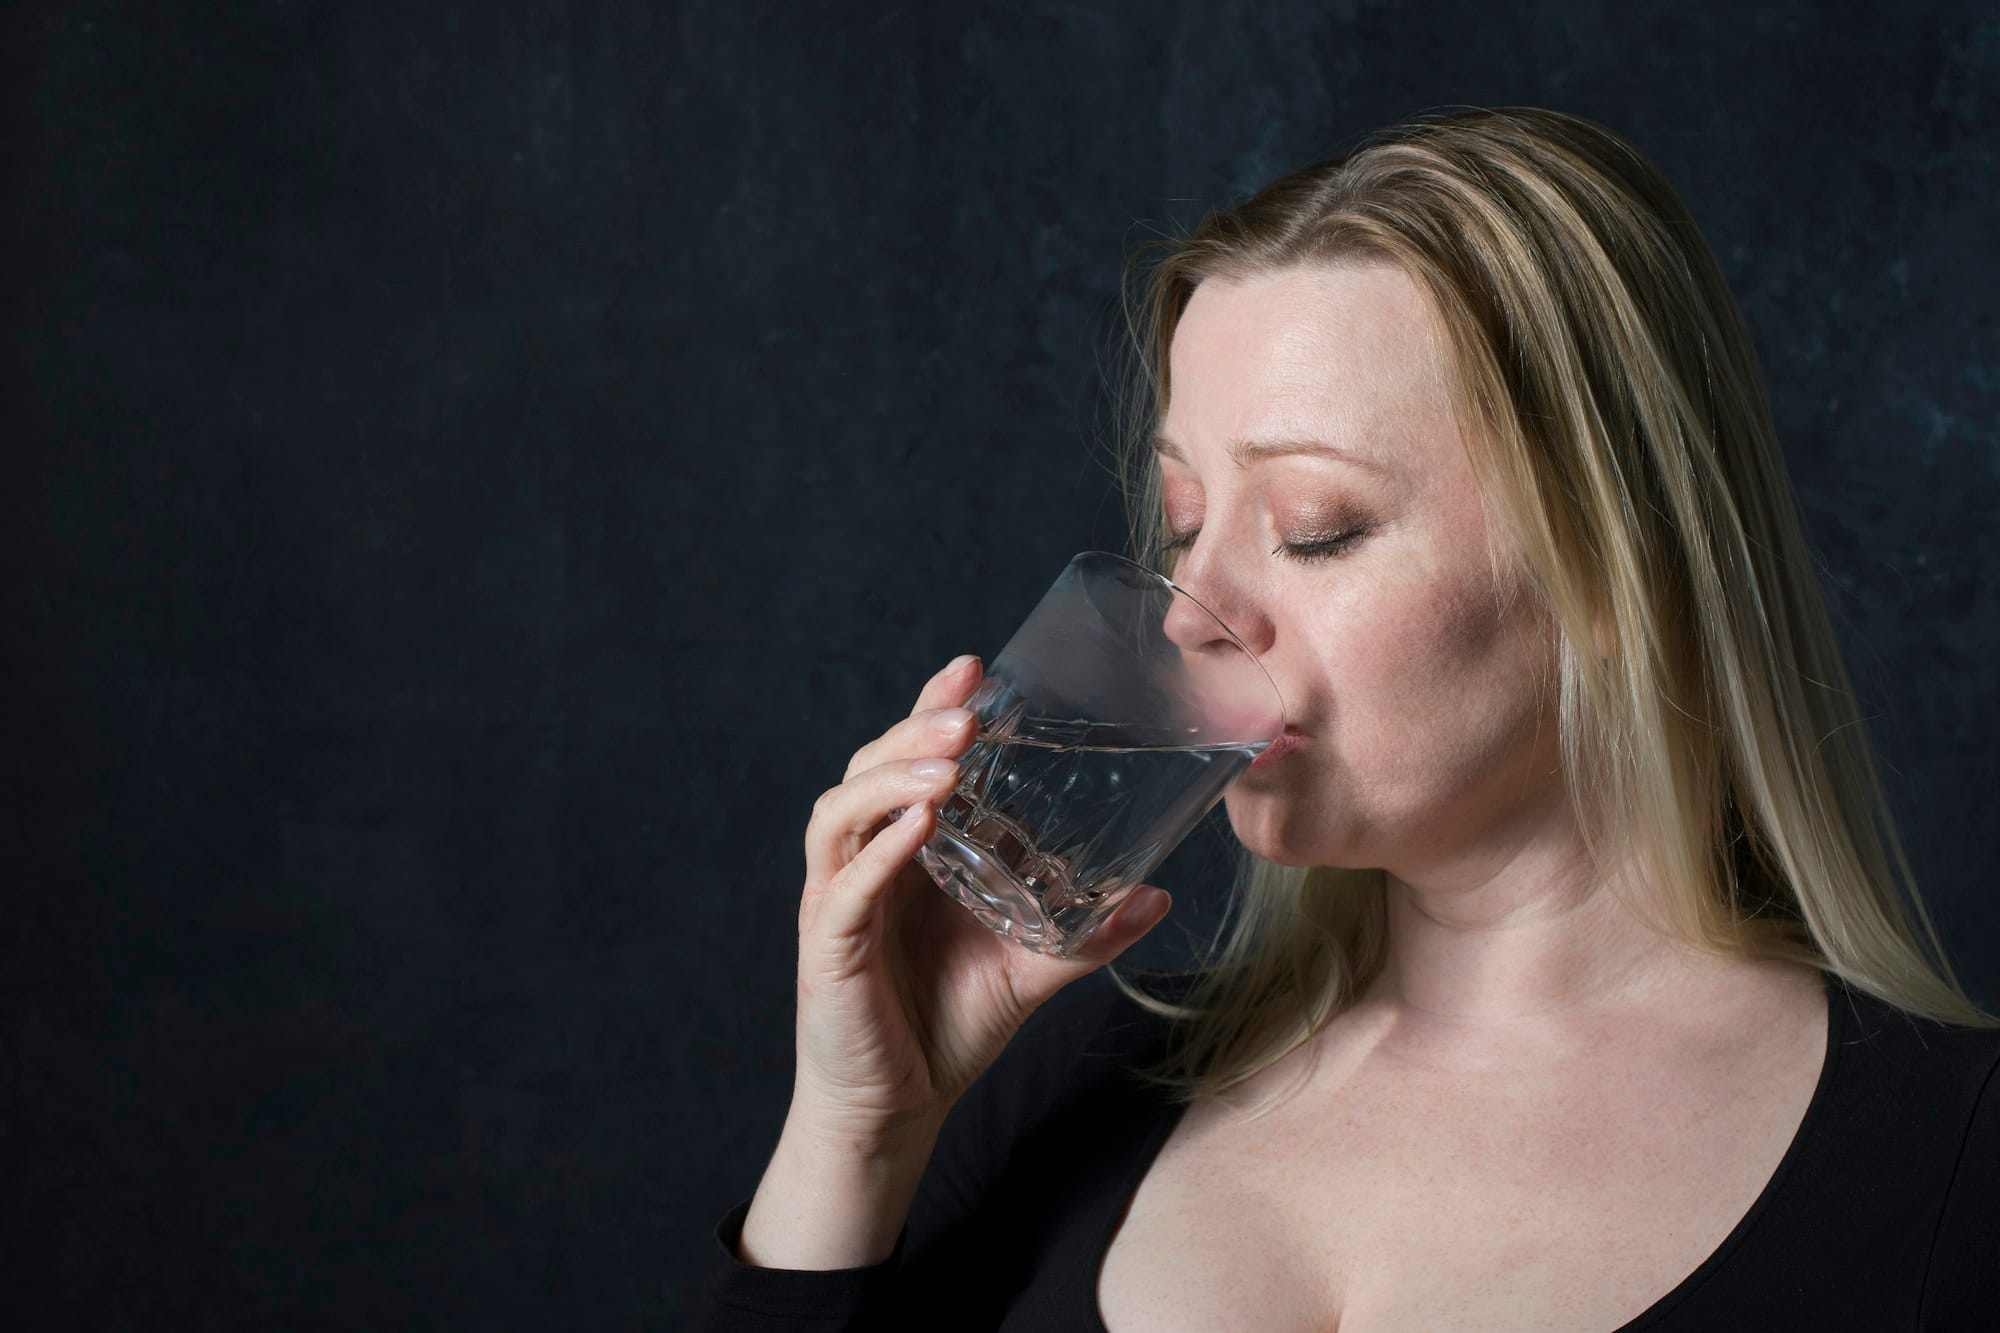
[8,0,1996,1326]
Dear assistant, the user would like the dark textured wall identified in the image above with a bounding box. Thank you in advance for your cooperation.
[9,1,1996,1325]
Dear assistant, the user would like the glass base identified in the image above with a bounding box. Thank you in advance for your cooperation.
[915,821,1097,958]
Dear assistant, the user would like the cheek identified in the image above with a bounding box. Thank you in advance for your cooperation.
[1318,558,1551,768]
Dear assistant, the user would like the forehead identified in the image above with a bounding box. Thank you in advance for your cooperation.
[1159,262,1456,475]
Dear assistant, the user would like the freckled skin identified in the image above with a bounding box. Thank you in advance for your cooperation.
[1159,262,1564,887]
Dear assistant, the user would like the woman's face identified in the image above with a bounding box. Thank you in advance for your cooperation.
[1157,262,1565,880]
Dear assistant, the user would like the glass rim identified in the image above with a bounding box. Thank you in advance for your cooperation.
[1069,549,1290,732]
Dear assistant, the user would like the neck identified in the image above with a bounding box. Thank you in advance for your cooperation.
[1362,817,1708,1030]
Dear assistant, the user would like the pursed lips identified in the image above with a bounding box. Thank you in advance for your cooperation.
[1249,729,1307,768]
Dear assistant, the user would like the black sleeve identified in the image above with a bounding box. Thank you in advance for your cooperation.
[1920,1043,2000,1328]
[687,1195,906,1333]
[685,973,1130,1332]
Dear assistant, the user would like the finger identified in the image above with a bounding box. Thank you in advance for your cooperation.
[1079,886,1174,962]
[840,654,984,784]
[1007,886,1175,1009]
[908,653,984,719]
[843,701,981,784]
[809,796,942,948]
[805,757,962,890]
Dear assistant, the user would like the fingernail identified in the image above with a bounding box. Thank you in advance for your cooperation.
[1124,888,1170,929]
[932,708,970,733]
[910,757,956,780]
[947,653,979,675]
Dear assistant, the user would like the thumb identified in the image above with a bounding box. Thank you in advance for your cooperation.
[1009,886,1173,1010]
[1075,885,1173,963]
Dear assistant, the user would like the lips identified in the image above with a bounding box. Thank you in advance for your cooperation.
[1249,728,1305,770]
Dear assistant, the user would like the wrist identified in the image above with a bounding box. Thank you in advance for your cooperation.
[735,1111,943,1271]
[786,1085,951,1157]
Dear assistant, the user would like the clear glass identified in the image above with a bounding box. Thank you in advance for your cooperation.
[907,550,1287,958]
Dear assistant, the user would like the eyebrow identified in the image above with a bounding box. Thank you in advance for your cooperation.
[1149,433,1388,475]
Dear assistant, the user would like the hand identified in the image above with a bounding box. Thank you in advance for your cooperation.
[790,653,1174,1145]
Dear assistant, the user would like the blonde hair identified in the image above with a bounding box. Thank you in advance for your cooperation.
[1102,105,1994,1106]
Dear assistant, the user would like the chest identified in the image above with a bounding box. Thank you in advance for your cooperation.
[1095,1026,1824,1332]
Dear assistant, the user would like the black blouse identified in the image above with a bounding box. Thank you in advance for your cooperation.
[691,968,2000,1330]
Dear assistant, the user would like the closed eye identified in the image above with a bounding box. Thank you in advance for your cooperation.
[1161,525,1374,564]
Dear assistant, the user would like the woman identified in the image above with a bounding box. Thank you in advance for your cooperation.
[691,107,1999,1330]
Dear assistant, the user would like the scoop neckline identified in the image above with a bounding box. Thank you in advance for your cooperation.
[1086,970,1844,1333]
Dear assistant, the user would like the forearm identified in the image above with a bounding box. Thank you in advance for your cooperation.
[733,1112,944,1270]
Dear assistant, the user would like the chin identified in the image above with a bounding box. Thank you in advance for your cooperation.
[1221,794,1348,868]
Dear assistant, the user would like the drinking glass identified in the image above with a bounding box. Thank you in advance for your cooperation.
[904,550,1287,958]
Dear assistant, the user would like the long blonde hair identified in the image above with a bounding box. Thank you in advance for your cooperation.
[1102,106,1993,1105]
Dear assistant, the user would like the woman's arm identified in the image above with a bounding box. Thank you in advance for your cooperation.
[734,1108,946,1271]
[687,971,1140,1332]
[690,1115,941,1333]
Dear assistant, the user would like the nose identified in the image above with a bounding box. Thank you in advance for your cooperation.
[1160,543,1272,661]
[1162,579,1249,658]
[1158,557,1285,738]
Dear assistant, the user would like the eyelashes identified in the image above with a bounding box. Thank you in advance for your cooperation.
[1160,524,1374,564]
